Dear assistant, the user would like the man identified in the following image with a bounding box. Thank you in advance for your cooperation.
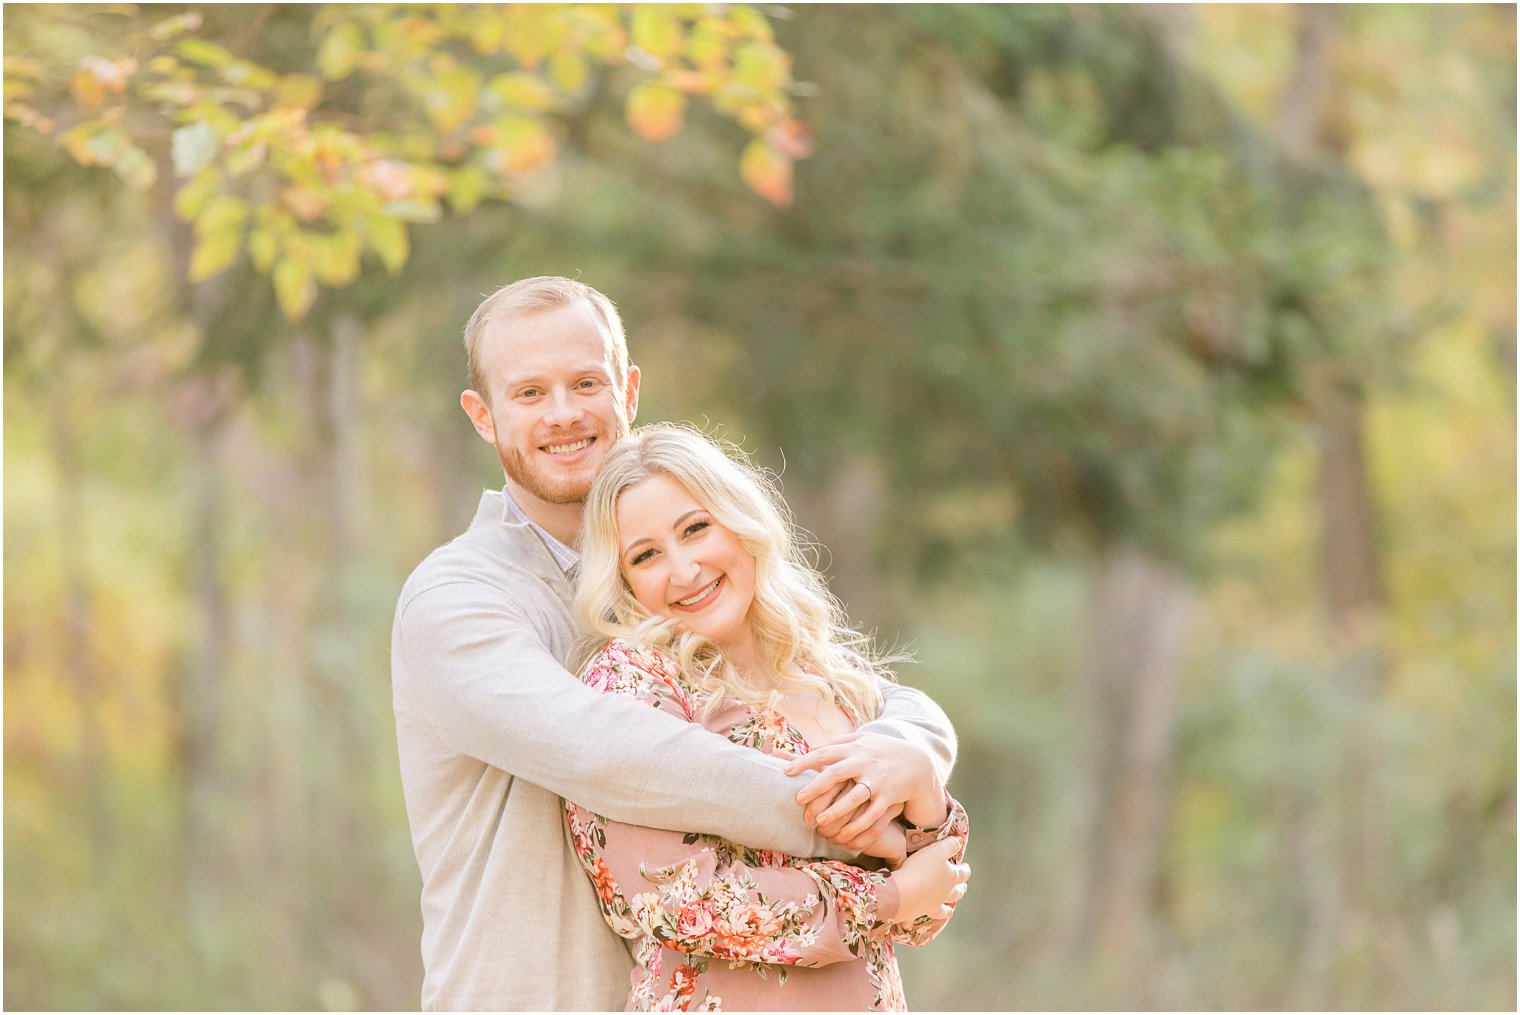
[391,277,959,1010]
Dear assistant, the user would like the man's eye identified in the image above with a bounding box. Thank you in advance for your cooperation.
[577,379,599,390]
[518,388,540,399]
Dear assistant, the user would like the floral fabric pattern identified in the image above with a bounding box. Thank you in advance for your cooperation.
[565,639,968,1012]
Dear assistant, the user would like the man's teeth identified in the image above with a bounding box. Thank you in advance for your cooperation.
[544,438,593,455]
[676,578,721,607]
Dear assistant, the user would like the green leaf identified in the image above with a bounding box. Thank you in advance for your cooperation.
[381,199,441,223]
[176,38,236,69]
[446,165,489,214]
[149,10,203,41]
[196,195,248,237]
[248,226,279,272]
[189,229,240,281]
[172,121,221,177]
[173,168,221,221]
[317,22,364,81]
[273,256,316,319]
[366,215,409,273]
[310,233,362,286]
[112,146,157,190]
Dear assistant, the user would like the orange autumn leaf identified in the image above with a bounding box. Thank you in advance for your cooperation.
[740,138,792,207]
[626,82,685,143]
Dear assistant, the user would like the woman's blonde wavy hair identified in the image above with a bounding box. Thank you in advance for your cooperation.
[574,423,891,723]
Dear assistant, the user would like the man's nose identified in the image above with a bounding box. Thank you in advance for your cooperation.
[542,386,584,427]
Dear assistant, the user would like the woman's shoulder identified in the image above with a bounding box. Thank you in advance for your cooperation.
[579,638,696,718]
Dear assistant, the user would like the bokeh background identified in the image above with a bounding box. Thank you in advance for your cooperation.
[4,4,1515,1010]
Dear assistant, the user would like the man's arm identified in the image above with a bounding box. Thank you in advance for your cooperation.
[395,579,843,857]
[860,679,957,784]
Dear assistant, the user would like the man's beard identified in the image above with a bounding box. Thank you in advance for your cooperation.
[500,442,595,505]
[496,415,629,506]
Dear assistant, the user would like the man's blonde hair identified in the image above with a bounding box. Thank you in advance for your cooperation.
[463,276,629,400]
[574,422,893,723]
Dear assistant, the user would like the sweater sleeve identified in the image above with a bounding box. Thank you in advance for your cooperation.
[565,640,901,968]
[860,680,958,785]
[393,579,841,857]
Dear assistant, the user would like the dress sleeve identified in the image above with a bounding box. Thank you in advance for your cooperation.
[884,792,971,947]
[565,640,903,968]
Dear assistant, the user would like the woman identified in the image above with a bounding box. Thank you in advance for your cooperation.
[567,423,969,1012]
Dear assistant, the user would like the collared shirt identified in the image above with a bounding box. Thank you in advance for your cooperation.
[502,487,579,575]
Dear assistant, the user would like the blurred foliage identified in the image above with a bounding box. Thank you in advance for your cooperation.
[4,3,1515,1011]
[5,3,805,318]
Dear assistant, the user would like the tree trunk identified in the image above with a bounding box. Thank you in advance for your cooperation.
[781,458,901,635]
[1071,547,1193,998]
[1278,2,1391,934]
[47,396,110,870]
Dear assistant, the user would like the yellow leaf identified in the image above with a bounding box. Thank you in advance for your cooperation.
[626,82,685,143]
[488,72,553,112]
[273,256,316,318]
[549,52,588,94]
[423,65,482,134]
[173,168,221,221]
[273,74,323,110]
[318,22,363,81]
[740,139,792,208]
[70,68,106,112]
[631,8,683,61]
[189,230,240,281]
[248,227,279,272]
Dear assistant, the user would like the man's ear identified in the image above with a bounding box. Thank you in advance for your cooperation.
[623,364,641,424]
[460,389,496,444]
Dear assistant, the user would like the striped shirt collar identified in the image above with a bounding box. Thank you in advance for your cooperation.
[501,487,580,575]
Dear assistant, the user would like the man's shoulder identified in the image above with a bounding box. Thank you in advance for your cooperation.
[395,492,557,618]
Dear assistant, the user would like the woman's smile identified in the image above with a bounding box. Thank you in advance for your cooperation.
[672,575,724,611]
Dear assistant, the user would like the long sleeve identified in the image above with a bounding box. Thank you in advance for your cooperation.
[394,576,843,858]
[564,640,902,969]
[883,792,971,947]
[862,680,958,785]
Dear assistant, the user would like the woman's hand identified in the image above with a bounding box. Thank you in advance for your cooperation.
[785,732,948,846]
[886,837,970,924]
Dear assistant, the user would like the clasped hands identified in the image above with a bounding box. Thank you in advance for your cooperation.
[782,731,968,925]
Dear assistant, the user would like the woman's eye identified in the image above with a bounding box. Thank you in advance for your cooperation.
[629,548,655,566]
[684,520,710,538]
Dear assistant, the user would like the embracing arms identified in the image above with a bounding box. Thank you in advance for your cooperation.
[393,572,957,858]
[564,640,970,960]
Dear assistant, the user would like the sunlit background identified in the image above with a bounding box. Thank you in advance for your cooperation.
[4,5,1515,1010]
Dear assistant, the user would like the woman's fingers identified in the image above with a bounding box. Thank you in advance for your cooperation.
[795,760,863,808]
[801,781,851,825]
[836,793,896,843]
[815,783,873,834]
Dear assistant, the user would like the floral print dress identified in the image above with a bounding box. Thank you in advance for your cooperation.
[564,639,970,1012]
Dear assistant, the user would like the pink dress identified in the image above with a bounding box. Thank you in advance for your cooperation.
[564,639,970,1012]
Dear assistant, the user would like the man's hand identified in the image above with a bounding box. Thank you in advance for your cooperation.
[853,812,908,867]
[786,732,947,845]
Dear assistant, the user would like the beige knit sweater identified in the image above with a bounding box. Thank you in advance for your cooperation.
[391,491,956,1011]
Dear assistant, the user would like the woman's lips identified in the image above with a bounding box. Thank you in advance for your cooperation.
[671,576,723,612]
